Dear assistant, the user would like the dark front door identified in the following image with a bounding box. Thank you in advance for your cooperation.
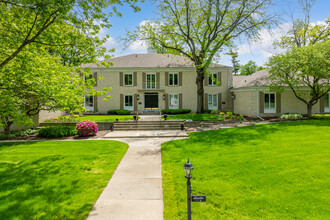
[145,93,158,110]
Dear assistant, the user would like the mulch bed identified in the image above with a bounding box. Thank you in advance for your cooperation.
[1,130,110,141]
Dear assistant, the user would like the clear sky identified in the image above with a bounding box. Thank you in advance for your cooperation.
[101,0,330,67]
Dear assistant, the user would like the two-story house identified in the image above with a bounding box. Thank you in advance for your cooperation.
[82,54,234,114]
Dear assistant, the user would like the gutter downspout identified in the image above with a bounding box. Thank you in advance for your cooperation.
[256,89,265,121]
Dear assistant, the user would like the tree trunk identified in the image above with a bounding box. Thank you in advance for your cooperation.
[196,68,205,113]
[4,122,13,136]
[307,103,313,118]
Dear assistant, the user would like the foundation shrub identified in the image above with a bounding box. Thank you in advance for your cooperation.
[107,109,131,115]
[280,113,303,120]
[161,109,191,114]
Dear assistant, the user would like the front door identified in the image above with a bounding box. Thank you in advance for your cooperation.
[144,93,158,110]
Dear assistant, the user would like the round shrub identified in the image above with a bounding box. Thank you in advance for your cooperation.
[76,120,98,137]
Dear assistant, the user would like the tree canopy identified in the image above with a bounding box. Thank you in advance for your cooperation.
[239,60,265,75]
[125,0,275,113]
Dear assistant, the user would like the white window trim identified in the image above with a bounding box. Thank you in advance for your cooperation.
[208,73,218,86]
[325,93,330,113]
[146,73,156,89]
[169,94,179,109]
[84,95,94,111]
[264,92,276,113]
[124,94,134,111]
[169,73,179,86]
[208,94,218,110]
[124,73,133,86]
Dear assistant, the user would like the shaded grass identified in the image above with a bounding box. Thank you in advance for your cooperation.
[0,140,128,219]
[77,115,135,122]
[162,120,330,219]
[311,113,330,119]
[164,113,224,121]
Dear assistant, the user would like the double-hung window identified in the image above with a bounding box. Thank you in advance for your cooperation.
[124,73,133,86]
[325,93,330,112]
[124,95,133,110]
[85,95,94,111]
[169,94,179,109]
[146,73,156,89]
[169,73,178,86]
[208,73,217,86]
[264,93,276,113]
[208,94,218,110]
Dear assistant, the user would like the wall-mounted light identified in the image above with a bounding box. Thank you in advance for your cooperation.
[231,94,236,100]
[163,94,166,100]
[137,94,140,100]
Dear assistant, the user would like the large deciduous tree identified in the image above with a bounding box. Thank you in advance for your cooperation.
[0,0,141,134]
[268,0,330,118]
[125,0,274,113]
[268,41,330,118]
[239,60,265,75]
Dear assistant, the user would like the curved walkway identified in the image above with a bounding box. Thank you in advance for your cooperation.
[87,134,188,220]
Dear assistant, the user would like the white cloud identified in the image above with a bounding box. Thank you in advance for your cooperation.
[129,39,148,50]
[237,22,291,58]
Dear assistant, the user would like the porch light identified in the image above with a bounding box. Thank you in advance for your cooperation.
[183,159,194,179]
[137,94,140,100]
[231,94,236,100]
[163,94,166,100]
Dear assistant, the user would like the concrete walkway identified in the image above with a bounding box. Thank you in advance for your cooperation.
[87,135,187,220]
[104,130,188,138]
[139,115,161,121]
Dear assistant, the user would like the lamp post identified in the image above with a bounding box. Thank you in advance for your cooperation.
[183,159,194,220]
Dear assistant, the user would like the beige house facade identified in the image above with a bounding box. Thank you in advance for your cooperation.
[82,54,328,118]
[82,54,234,114]
[231,70,330,118]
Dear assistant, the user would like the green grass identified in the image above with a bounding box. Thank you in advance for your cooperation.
[161,120,330,219]
[77,115,135,122]
[0,140,128,219]
[163,113,224,121]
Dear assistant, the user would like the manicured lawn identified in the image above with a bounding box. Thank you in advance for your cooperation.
[162,120,330,219]
[0,140,128,219]
[163,113,224,121]
[311,113,330,119]
[77,115,135,122]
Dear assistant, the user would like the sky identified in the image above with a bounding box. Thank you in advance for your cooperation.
[100,0,330,67]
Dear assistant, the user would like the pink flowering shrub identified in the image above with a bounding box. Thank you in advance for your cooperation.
[76,120,98,137]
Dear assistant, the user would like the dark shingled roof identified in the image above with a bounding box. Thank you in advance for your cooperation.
[81,53,231,68]
[233,69,270,88]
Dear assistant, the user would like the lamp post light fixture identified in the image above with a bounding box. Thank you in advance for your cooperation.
[164,114,168,120]
[183,159,194,220]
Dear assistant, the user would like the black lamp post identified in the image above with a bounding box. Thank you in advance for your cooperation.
[183,159,194,220]
[164,114,168,120]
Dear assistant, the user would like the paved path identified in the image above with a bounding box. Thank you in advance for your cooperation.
[87,135,187,220]
[138,115,161,121]
[104,130,188,138]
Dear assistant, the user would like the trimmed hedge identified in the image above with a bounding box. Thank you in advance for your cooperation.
[161,109,191,114]
[38,126,77,138]
[107,109,131,115]
[203,109,212,113]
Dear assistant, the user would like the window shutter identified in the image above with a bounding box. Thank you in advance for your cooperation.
[218,93,222,111]
[134,94,138,111]
[120,94,124,109]
[204,93,208,110]
[94,95,98,112]
[142,72,146,89]
[276,93,281,113]
[156,72,160,89]
[165,94,169,109]
[259,92,264,114]
[165,72,169,86]
[204,75,208,86]
[218,72,222,86]
[179,72,183,86]
[93,72,98,87]
[179,93,183,109]
[120,72,123,86]
[133,72,137,86]
[320,96,325,113]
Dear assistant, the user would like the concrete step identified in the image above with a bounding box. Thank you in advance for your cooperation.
[113,127,183,131]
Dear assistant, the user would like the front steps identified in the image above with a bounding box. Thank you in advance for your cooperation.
[113,120,184,131]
